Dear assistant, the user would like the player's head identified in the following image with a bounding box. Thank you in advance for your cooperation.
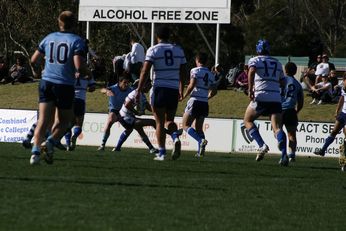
[118,75,130,90]
[285,62,297,76]
[256,39,270,55]
[195,52,208,66]
[129,35,137,44]
[156,26,170,41]
[58,11,76,31]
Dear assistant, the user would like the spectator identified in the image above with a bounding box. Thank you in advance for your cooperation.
[303,54,322,90]
[310,74,333,105]
[322,53,336,71]
[314,55,331,85]
[9,56,33,84]
[128,36,145,83]
[0,55,9,83]
[328,70,339,88]
[234,64,249,93]
[212,64,227,90]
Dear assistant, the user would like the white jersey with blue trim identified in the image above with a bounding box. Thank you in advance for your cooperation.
[120,89,147,119]
[74,78,96,101]
[248,55,284,102]
[189,67,215,102]
[145,42,186,90]
[342,89,346,114]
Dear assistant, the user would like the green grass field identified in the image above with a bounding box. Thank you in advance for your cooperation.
[0,143,345,230]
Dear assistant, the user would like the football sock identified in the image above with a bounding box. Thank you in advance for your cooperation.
[26,122,37,140]
[101,132,110,146]
[47,135,57,145]
[276,129,287,158]
[321,135,335,153]
[248,125,264,147]
[73,126,82,138]
[115,130,131,150]
[197,132,205,154]
[159,147,166,156]
[171,131,179,141]
[186,127,202,143]
[142,136,154,150]
[31,145,40,155]
[64,130,72,146]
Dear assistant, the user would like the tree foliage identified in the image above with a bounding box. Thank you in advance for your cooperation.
[0,0,345,74]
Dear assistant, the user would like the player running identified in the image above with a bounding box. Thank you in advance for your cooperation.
[314,76,346,165]
[98,76,132,151]
[65,77,96,151]
[243,39,289,166]
[136,26,188,161]
[181,52,217,157]
[30,11,89,165]
[281,62,304,162]
[114,81,158,153]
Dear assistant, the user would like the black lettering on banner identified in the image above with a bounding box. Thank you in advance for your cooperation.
[107,10,115,19]
[185,11,192,20]
[93,10,100,19]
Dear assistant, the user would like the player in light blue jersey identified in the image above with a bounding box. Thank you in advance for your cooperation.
[29,11,89,165]
[65,77,96,151]
[282,62,304,162]
[182,52,217,157]
[98,76,132,151]
[243,39,289,166]
[136,26,188,161]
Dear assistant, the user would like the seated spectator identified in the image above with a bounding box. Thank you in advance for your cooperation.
[0,55,9,83]
[234,64,249,93]
[310,74,332,105]
[9,56,33,84]
[314,57,330,85]
[303,54,322,90]
[322,53,336,71]
[212,64,227,90]
[328,70,339,88]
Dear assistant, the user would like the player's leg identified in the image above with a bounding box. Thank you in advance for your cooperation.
[315,115,345,156]
[270,112,288,166]
[22,121,38,149]
[151,106,167,159]
[165,108,181,160]
[194,116,207,157]
[134,118,158,153]
[283,109,299,162]
[69,99,86,151]
[243,101,268,160]
[98,111,117,151]
[113,117,134,151]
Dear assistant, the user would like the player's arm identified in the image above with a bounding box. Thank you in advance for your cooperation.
[296,88,304,113]
[74,55,91,79]
[179,64,188,100]
[137,61,151,93]
[208,86,217,99]
[124,98,140,115]
[182,77,196,100]
[248,66,256,100]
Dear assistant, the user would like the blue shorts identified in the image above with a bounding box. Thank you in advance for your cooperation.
[282,108,298,128]
[185,99,209,118]
[150,87,179,110]
[336,112,346,126]
[73,98,86,117]
[109,109,120,115]
[250,101,282,116]
[39,79,74,109]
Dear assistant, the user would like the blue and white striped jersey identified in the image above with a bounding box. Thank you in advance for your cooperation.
[342,89,346,114]
[120,89,147,119]
[145,43,186,90]
[189,67,215,102]
[108,84,133,111]
[38,32,86,85]
[248,55,284,102]
[282,76,303,110]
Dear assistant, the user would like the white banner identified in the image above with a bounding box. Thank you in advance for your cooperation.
[78,0,231,24]
[233,119,343,157]
[77,113,233,153]
[0,109,37,143]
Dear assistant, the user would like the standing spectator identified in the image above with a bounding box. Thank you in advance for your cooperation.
[0,55,9,83]
[243,39,288,166]
[9,56,33,84]
[129,36,145,83]
[310,74,333,105]
[136,25,187,161]
[29,11,88,165]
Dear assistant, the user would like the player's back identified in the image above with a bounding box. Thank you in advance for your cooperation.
[248,55,284,102]
[282,76,303,110]
[146,43,186,89]
[190,67,215,102]
[39,32,85,85]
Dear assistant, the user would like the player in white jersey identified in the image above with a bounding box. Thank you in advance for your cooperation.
[181,52,217,157]
[114,82,158,153]
[243,39,289,166]
[314,76,346,169]
[65,77,96,151]
[136,26,188,161]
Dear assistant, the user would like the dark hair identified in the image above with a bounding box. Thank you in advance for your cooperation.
[285,62,297,76]
[118,75,130,83]
[195,52,208,65]
[156,26,170,40]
